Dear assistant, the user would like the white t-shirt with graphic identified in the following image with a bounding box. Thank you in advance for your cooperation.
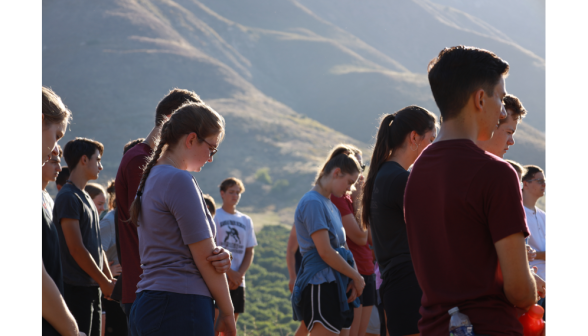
[214,208,258,287]
[524,205,546,280]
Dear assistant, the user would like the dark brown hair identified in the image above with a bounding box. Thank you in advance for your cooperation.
[123,138,146,154]
[315,144,361,187]
[106,179,116,210]
[203,194,216,217]
[506,159,525,181]
[499,94,527,125]
[522,165,544,182]
[155,89,202,126]
[361,106,437,230]
[220,177,246,193]
[129,102,225,226]
[85,182,106,200]
[56,167,70,187]
[428,46,510,121]
[63,137,104,171]
[42,86,72,126]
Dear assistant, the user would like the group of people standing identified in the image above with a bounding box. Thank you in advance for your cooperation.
[287,45,546,336]
[42,88,266,336]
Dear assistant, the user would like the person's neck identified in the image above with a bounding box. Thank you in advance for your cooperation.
[312,181,331,199]
[522,191,539,210]
[159,151,188,170]
[144,124,164,150]
[42,179,49,191]
[388,148,414,171]
[68,169,90,191]
[222,204,237,214]
[435,111,480,142]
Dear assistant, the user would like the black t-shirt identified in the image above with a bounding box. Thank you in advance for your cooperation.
[54,183,103,286]
[370,161,412,279]
[42,208,64,335]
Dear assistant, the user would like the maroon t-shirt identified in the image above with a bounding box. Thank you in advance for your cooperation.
[115,143,151,303]
[404,139,529,336]
[330,195,374,276]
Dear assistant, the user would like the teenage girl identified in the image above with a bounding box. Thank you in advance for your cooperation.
[292,145,366,336]
[361,106,437,336]
[127,102,236,336]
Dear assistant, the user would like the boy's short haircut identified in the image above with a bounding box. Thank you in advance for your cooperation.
[63,137,104,171]
[506,159,525,181]
[500,94,527,125]
[522,165,544,182]
[56,166,70,187]
[155,88,202,126]
[427,45,510,121]
[219,177,246,193]
[123,138,146,154]
[85,183,106,200]
[203,194,216,216]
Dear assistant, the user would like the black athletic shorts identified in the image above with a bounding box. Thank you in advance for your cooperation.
[379,261,422,336]
[358,274,376,307]
[300,282,354,334]
[215,286,245,314]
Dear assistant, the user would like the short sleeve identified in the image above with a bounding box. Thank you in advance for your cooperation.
[165,171,213,245]
[53,191,82,223]
[301,200,330,236]
[476,161,529,243]
[330,195,354,217]
[246,216,258,248]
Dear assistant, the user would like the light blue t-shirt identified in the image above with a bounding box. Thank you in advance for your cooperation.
[294,190,346,284]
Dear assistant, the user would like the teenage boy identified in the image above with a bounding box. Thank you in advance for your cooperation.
[54,138,115,336]
[114,89,232,316]
[404,46,544,335]
[214,177,258,323]
[43,145,63,216]
[477,93,527,158]
[522,166,546,280]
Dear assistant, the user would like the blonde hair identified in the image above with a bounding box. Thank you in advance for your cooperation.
[128,102,225,226]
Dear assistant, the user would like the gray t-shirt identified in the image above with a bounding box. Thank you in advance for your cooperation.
[54,183,104,286]
[294,190,346,284]
[136,165,216,297]
[99,210,119,265]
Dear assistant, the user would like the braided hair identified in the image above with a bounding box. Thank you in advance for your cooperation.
[359,105,437,230]
[128,102,225,226]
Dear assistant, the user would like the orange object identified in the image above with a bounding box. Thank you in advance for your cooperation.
[518,304,545,336]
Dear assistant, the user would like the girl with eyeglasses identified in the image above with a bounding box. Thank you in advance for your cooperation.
[361,106,437,336]
[127,102,236,336]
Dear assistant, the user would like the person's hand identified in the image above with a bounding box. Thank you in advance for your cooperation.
[100,278,116,299]
[215,310,237,336]
[109,261,122,277]
[207,247,232,274]
[527,245,537,262]
[289,277,296,293]
[531,267,546,299]
[352,274,365,297]
[226,269,243,290]
[346,281,358,303]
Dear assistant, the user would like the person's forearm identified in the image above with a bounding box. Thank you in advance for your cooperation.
[42,264,79,336]
[319,248,358,280]
[535,251,545,260]
[191,239,234,315]
[238,248,254,276]
[102,251,113,280]
[286,249,296,279]
[70,245,109,285]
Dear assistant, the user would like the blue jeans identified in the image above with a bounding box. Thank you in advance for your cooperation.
[129,290,214,336]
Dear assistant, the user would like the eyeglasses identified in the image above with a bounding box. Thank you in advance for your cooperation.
[525,178,546,185]
[198,137,218,157]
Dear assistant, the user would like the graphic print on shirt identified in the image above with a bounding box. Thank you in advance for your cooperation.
[220,220,246,254]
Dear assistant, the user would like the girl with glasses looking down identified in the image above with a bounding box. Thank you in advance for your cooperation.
[361,106,437,336]
[291,144,365,336]
[127,102,236,336]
